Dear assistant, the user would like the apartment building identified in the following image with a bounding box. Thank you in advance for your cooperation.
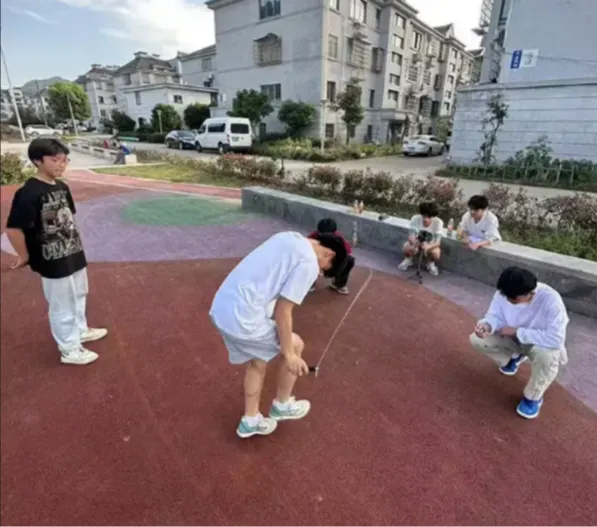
[178,45,218,88]
[0,86,50,123]
[76,65,120,128]
[206,0,473,143]
[451,0,597,163]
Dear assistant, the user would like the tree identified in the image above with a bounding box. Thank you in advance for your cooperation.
[8,106,43,127]
[151,104,181,133]
[333,79,365,144]
[477,93,509,167]
[111,110,136,132]
[47,82,91,122]
[278,100,316,137]
[183,103,211,129]
[228,89,273,129]
[435,116,451,143]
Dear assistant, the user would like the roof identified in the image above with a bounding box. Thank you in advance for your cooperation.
[178,44,216,62]
[433,23,453,35]
[75,65,118,84]
[120,82,218,94]
[114,53,176,76]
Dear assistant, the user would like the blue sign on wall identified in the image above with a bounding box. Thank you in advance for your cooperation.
[510,49,522,69]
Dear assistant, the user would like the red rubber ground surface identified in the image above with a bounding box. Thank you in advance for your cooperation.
[2,184,597,525]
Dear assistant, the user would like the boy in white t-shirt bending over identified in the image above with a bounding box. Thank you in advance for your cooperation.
[460,195,501,251]
[398,202,444,276]
[470,266,569,420]
[210,231,348,439]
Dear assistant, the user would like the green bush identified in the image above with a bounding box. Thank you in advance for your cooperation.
[0,152,34,185]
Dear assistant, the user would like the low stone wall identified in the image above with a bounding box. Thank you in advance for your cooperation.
[242,186,597,319]
[70,140,138,165]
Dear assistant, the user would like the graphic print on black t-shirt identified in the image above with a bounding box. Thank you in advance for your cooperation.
[39,188,84,261]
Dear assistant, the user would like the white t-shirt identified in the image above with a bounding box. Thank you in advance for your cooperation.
[409,214,444,242]
[461,210,501,243]
[480,282,569,363]
[209,232,319,339]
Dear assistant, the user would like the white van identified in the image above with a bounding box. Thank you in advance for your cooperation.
[195,117,253,154]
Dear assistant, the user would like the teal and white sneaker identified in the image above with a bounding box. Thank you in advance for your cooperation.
[269,396,311,421]
[236,414,277,439]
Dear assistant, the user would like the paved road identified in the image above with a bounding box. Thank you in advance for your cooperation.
[130,142,589,199]
[1,141,110,169]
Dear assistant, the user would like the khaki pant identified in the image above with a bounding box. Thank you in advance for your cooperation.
[469,333,561,401]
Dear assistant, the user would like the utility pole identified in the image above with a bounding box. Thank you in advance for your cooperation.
[66,93,79,136]
[35,79,49,126]
[0,26,26,142]
[157,109,163,133]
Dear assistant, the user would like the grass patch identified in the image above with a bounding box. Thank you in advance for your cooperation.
[93,164,243,188]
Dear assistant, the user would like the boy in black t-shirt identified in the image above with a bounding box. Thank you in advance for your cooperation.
[5,138,107,365]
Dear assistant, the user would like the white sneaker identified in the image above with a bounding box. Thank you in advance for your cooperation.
[427,262,439,276]
[398,258,413,271]
[81,327,108,343]
[236,415,278,439]
[269,396,311,421]
[61,347,99,365]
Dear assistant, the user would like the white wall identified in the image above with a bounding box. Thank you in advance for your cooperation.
[500,0,597,84]
[181,54,218,88]
[450,79,597,163]
[123,87,213,126]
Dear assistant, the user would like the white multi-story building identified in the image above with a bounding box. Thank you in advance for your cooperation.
[206,0,473,143]
[178,45,218,88]
[451,0,597,163]
[76,65,120,128]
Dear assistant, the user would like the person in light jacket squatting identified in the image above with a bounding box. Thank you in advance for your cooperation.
[470,266,569,419]
[460,195,501,251]
[210,231,348,439]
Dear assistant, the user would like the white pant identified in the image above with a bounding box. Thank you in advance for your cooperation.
[470,333,561,400]
[41,268,88,353]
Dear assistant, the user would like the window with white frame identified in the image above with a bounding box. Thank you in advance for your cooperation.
[350,0,367,23]
[375,8,381,30]
[328,34,339,59]
[202,57,212,71]
[369,89,375,108]
[450,63,456,72]
[448,75,455,85]
[330,0,340,9]
[412,31,422,50]
[393,35,404,49]
[391,52,402,65]
[135,91,141,105]
[98,96,105,104]
[388,90,399,102]
[394,13,405,28]
[407,64,418,82]
[389,74,400,86]
[259,0,281,20]
[325,123,335,138]
[445,90,452,99]
[173,94,183,104]
[327,81,337,102]
[260,83,282,101]
[443,102,450,112]
[255,35,282,66]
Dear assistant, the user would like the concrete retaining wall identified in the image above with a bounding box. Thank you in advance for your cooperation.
[242,186,597,319]
[70,140,138,165]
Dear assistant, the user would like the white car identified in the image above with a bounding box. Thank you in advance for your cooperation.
[25,125,63,138]
[403,135,445,156]
[195,117,253,154]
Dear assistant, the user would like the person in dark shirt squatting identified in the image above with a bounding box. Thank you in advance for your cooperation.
[308,218,355,294]
[5,138,108,366]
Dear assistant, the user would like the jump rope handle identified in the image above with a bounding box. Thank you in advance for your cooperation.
[308,366,319,377]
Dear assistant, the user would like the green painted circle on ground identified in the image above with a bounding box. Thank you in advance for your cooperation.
[121,195,260,226]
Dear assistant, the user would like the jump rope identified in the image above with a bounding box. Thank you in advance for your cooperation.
[308,266,374,377]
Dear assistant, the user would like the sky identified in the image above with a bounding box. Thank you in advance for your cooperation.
[1,0,482,88]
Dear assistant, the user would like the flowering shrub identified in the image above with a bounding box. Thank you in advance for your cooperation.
[1,152,35,185]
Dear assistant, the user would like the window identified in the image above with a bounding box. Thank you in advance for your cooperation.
[327,81,337,102]
[428,39,438,56]
[325,123,335,138]
[207,122,226,133]
[389,74,400,86]
[412,31,422,50]
[329,0,340,9]
[98,96,105,104]
[388,90,399,102]
[173,94,183,104]
[452,49,458,60]
[445,90,452,99]
[112,96,117,103]
[443,102,450,112]
[100,109,107,118]
[407,64,418,82]
[231,123,250,134]
[423,71,431,85]
[371,47,384,71]
[393,35,404,49]
[369,89,375,108]
[448,75,455,85]
[366,125,373,140]
[202,57,212,71]
[261,83,282,101]
[259,122,267,137]
[431,100,440,117]
[394,13,405,28]
[433,74,441,90]
[259,0,281,20]
[124,74,132,86]
[328,35,339,59]
[450,63,456,72]
[350,0,367,23]
[391,52,402,65]
[135,91,141,105]
[255,36,282,65]
[375,8,381,30]
[142,73,151,84]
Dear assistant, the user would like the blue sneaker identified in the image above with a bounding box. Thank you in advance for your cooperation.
[269,397,311,421]
[236,415,277,439]
[516,397,544,419]
[499,354,527,376]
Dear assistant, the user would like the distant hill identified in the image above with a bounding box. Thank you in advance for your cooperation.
[20,76,70,95]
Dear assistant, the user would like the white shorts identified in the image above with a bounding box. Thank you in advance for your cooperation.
[211,317,280,364]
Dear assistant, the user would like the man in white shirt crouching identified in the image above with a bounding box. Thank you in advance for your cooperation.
[210,231,348,439]
[460,195,501,251]
[470,266,569,419]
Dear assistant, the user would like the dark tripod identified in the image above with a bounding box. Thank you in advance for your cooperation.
[408,231,433,285]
